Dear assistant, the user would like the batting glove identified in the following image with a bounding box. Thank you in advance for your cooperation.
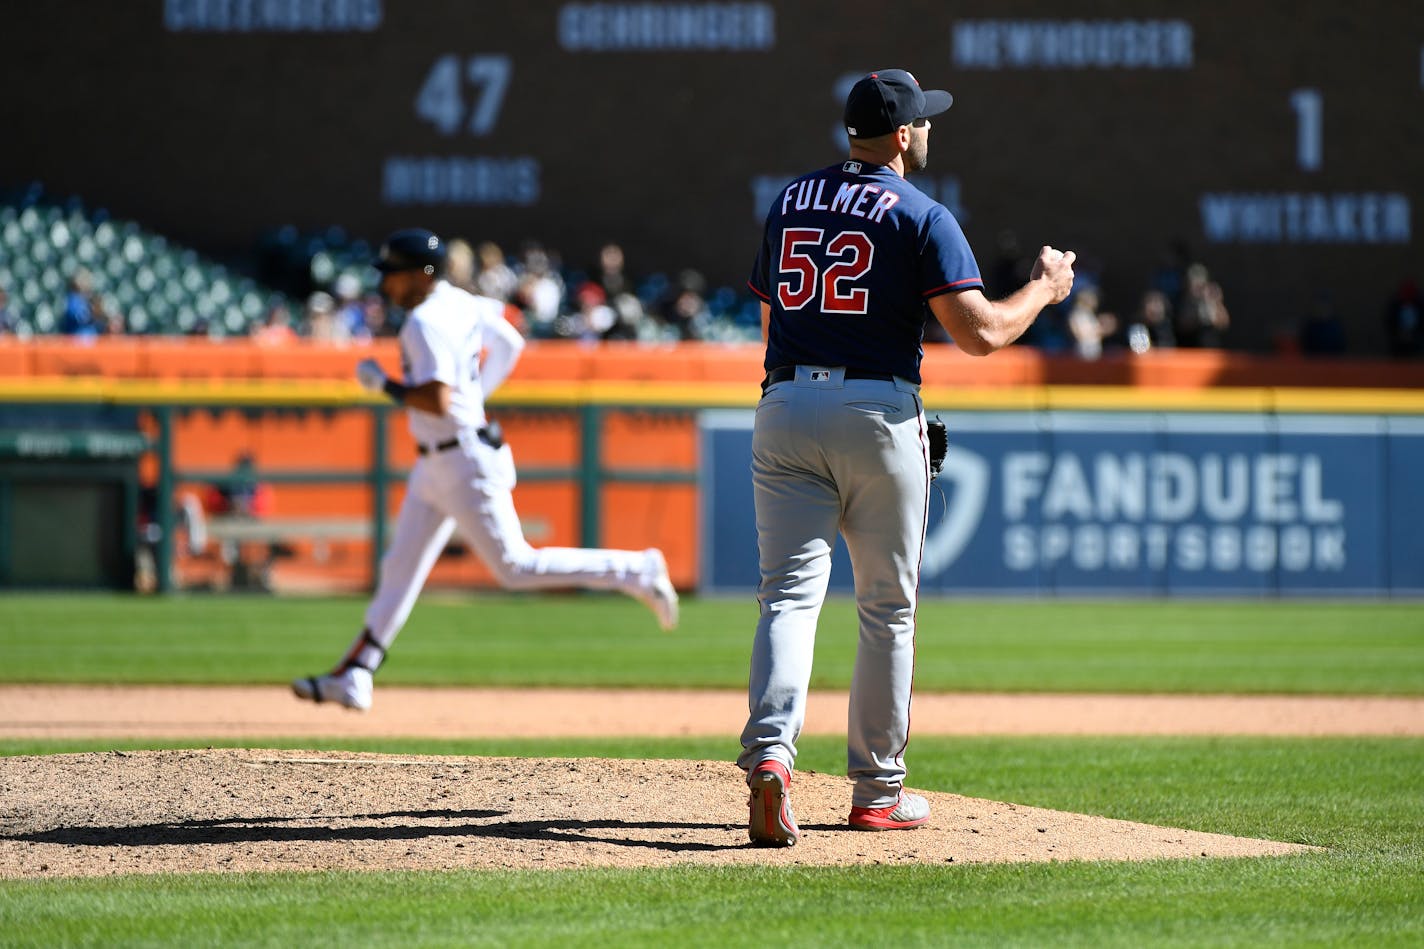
[355,358,387,392]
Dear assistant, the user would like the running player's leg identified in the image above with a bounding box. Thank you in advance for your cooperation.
[295,464,453,707]
[456,481,645,587]
[833,385,929,808]
[444,447,676,626]
[357,485,456,660]
[737,385,840,776]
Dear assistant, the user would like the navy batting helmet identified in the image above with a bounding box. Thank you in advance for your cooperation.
[374,228,446,275]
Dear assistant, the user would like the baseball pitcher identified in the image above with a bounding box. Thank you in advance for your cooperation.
[739,70,1075,845]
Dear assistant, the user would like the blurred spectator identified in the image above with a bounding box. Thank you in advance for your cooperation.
[252,301,297,346]
[0,285,19,335]
[567,282,617,340]
[1298,291,1348,356]
[585,244,650,340]
[1384,279,1422,358]
[475,241,518,302]
[304,290,347,343]
[202,452,280,592]
[361,292,396,337]
[661,270,712,340]
[1124,290,1176,354]
[203,453,275,520]
[333,273,369,341]
[604,291,647,340]
[445,238,477,292]
[60,268,101,337]
[594,242,633,298]
[1065,286,1116,360]
[1174,263,1230,348]
[135,486,209,593]
[668,287,711,340]
[100,301,125,334]
[513,242,564,333]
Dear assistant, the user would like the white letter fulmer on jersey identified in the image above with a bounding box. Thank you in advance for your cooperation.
[781,178,901,223]
[398,280,526,444]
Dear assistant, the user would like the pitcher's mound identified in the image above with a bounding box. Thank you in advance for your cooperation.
[0,749,1311,878]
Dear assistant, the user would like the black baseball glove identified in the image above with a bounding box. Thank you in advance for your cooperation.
[927,418,948,481]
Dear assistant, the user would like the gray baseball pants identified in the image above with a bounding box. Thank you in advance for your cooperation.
[737,367,930,809]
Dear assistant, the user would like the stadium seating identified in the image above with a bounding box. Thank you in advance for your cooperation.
[0,189,289,338]
[0,184,762,341]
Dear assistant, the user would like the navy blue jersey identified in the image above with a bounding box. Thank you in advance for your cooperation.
[749,160,983,384]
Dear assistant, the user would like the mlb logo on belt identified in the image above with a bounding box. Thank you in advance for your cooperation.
[810,370,831,381]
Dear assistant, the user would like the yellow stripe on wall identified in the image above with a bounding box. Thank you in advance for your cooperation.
[0,377,1420,414]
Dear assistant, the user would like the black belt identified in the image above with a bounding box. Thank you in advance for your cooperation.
[416,438,460,456]
[762,366,895,390]
[417,422,504,455]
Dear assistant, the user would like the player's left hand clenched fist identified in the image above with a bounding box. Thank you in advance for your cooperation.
[355,358,388,392]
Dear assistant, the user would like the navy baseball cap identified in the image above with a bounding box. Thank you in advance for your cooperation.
[374,228,447,274]
[844,69,953,139]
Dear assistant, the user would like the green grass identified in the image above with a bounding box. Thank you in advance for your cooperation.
[1,593,1421,945]
[2,736,1421,947]
[1,593,1421,693]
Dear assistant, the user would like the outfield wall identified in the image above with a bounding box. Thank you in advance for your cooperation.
[703,409,1424,597]
[0,339,1420,593]
[3,337,1424,388]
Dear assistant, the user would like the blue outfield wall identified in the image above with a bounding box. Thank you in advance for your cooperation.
[699,410,1424,597]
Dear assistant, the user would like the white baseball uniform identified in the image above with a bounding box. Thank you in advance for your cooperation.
[335,280,675,677]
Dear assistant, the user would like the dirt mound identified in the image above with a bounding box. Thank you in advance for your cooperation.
[0,749,1311,878]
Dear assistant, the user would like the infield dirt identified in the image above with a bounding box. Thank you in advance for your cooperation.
[3,685,1420,740]
[0,748,1315,879]
[3,686,1401,878]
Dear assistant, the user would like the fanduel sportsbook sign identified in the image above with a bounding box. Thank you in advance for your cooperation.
[699,411,1424,596]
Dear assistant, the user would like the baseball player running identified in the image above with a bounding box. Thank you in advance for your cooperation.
[293,228,678,711]
[739,70,1075,845]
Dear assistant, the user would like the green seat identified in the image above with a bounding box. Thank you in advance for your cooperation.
[113,283,139,309]
[126,303,150,334]
[28,241,56,266]
[181,265,205,295]
[92,221,117,250]
[74,235,98,265]
[3,197,299,335]
[145,296,173,327]
[223,305,247,334]
[239,290,264,321]
[32,302,56,333]
[47,220,72,251]
[174,305,198,334]
[103,255,129,282]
